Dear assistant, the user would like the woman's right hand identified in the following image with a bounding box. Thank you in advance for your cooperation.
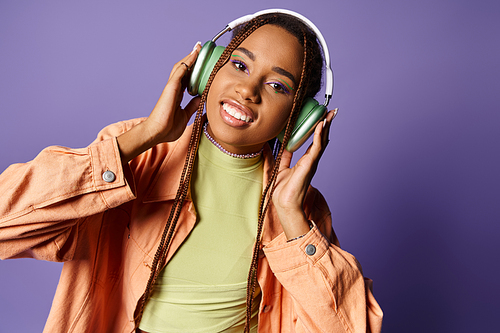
[117,42,202,163]
[144,42,202,145]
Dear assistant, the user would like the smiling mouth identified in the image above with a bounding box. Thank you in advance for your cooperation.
[222,103,253,123]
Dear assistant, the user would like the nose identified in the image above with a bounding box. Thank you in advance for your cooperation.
[235,77,261,103]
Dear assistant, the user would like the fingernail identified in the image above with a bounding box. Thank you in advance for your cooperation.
[330,108,339,122]
[190,41,201,54]
[324,108,339,128]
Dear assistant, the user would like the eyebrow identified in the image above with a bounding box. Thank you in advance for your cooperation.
[235,47,255,61]
[235,47,297,87]
[272,66,297,87]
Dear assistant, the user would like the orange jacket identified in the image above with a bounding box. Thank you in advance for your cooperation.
[0,119,382,332]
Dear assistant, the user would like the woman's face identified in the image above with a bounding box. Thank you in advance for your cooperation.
[206,24,304,155]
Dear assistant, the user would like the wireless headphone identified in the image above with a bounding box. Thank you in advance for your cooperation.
[187,9,334,152]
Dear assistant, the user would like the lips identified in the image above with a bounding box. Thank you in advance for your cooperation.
[222,101,254,123]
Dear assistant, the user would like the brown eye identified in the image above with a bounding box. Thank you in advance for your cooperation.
[230,60,248,73]
[267,81,290,94]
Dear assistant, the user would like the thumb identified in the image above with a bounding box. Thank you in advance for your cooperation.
[184,96,201,120]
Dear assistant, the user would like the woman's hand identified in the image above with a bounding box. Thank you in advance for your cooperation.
[144,42,202,145]
[272,109,338,240]
[117,42,202,163]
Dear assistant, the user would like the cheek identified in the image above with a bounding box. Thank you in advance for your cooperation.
[265,105,294,138]
[205,78,223,113]
[206,68,231,107]
[276,101,295,125]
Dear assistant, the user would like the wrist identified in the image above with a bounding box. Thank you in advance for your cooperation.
[141,118,165,147]
[117,121,157,164]
[287,220,314,242]
[276,206,306,225]
[276,208,311,241]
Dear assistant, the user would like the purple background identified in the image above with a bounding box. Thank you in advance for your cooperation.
[1,1,499,332]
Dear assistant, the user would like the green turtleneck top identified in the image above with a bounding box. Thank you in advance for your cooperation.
[139,132,264,333]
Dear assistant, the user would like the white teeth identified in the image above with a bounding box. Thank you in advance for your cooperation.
[223,103,251,122]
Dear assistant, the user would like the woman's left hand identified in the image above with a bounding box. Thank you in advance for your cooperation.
[272,109,337,240]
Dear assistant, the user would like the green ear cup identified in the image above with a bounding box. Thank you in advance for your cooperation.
[277,97,328,152]
[188,41,226,96]
[188,41,215,96]
[197,45,225,96]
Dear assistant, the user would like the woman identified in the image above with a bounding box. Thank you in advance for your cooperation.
[0,10,382,333]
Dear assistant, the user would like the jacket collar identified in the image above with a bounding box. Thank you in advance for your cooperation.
[142,117,284,243]
[143,123,194,204]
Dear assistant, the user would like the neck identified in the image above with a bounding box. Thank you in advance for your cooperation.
[203,122,263,159]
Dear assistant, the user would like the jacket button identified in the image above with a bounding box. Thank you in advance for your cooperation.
[102,170,116,183]
[305,244,316,256]
[263,305,271,313]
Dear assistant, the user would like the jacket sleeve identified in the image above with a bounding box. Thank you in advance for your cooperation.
[0,119,142,261]
[263,188,383,333]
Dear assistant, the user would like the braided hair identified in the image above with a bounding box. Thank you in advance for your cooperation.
[133,13,324,332]
[233,14,324,158]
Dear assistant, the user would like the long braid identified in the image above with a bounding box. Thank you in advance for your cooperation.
[244,30,311,332]
[133,16,271,330]
[134,14,318,331]
[134,98,204,329]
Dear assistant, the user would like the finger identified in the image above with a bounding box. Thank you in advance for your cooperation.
[310,120,325,157]
[293,121,323,178]
[279,149,293,172]
[168,41,202,81]
[183,96,201,120]
[320,108,338,148]
[312,108,338,152]
[295,120,326,173]
[181,41,202,69]
[302,108,339,167]
[167,61,194,92]
[296,119,322,160]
